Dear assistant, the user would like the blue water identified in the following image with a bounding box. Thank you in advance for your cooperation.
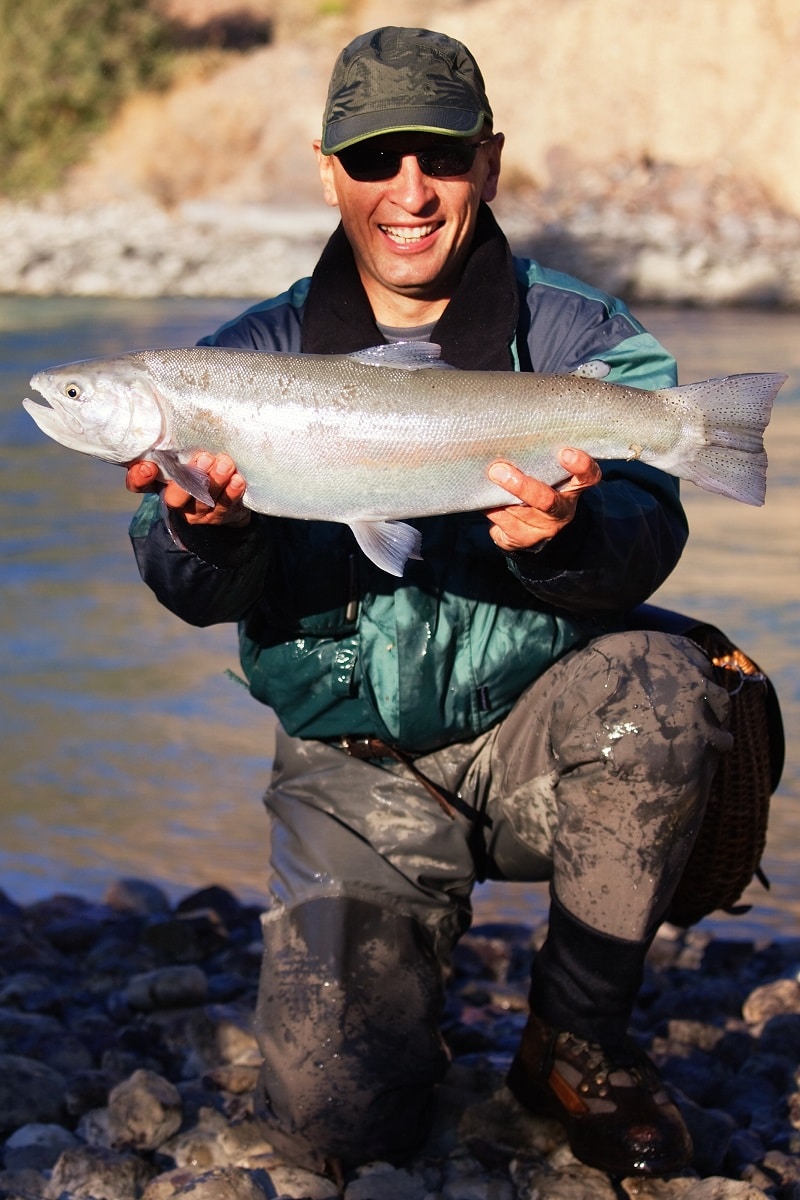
[1,296,798,941]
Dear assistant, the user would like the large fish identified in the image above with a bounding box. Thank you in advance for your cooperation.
[24,341,785,576]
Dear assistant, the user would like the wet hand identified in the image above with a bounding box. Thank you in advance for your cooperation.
[125,452,251,527]
[484,448,601,552]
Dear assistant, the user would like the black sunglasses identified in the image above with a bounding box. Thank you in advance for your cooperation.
[335,138,493,182]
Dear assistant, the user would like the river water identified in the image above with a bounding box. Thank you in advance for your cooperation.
[1,296,798,941]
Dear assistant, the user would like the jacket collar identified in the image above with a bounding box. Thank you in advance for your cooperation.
[301,202,518,371]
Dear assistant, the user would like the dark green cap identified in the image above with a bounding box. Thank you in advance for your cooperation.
[321,26,493,155]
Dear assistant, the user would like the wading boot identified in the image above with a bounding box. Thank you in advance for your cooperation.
[507,1012,693,1176]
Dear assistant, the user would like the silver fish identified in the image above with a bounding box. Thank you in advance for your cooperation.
[24,341,785,576]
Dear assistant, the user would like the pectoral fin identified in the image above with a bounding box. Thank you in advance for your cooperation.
[149,449,216,506]
[350,520,423,577]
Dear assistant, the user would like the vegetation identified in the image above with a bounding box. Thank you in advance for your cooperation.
[0,0,175,196]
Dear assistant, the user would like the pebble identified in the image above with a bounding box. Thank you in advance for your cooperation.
[0,882,799,1200]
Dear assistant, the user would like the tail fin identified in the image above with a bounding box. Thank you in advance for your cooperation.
[671,372,786,506]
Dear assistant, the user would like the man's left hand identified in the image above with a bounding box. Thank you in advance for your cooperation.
[484,448,601,552]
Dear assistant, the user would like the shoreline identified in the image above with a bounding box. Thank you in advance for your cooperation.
[1,879,799,1199]
[3,193,800,308]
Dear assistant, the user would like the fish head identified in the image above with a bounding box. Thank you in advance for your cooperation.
[23,355,165,466]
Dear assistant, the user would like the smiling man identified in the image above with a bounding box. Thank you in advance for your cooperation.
[127,26,732,1182]
[315,129,502,322]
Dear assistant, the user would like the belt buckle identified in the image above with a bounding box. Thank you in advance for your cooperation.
[340,736,379,760]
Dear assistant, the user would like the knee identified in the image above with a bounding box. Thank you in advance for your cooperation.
[253,896,449,1168]
[556,630,732,785]
[586,629,730,736]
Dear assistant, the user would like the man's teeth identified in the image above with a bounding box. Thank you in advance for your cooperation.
[381,225,437,242]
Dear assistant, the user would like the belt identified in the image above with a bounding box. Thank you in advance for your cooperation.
[334,736,458,820]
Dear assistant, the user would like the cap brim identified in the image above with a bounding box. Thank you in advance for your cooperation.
[322,106,486,155]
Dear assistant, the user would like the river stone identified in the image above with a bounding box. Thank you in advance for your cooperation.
[0,1166,50,1199]
[76,1103,116,1150]
[346,1164,428,1200]
[107,1069,183,1150]
[742,978,800,1025]
[671,1180,775,1198]
[1,1121,79,1171]
[104,878,173,916]
[142,1163,271,1199]
[209,1002,261,1065]
[0,1054,66,1134]
[442,1177,514,1200]
[123,964,209,1011]
[510,1158,619,1200]
[49,1143,156,1199]
[144,910,230,963]
[266,1162,341,1198]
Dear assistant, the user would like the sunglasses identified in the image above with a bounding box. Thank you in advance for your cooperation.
[335,138,494,182]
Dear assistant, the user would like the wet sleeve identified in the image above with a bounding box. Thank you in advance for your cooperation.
[506,459,689,614]
[129,494,271,627]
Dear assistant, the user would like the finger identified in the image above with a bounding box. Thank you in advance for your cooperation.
[195,452,246,502]
[125,460,162,494]
[557,447,602,489]
[161,479,195,510]
[488,461,560,511]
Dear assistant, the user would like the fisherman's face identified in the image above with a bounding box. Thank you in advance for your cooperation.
[315,130,503,324]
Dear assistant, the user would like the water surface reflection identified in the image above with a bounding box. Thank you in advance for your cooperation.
[1,298,797,941]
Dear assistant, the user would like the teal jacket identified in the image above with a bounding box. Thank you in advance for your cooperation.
[131,207,686,754]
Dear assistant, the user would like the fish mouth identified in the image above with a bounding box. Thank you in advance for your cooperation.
[23,376,88,449]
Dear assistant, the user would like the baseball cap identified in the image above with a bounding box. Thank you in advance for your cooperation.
[321,26,493,155]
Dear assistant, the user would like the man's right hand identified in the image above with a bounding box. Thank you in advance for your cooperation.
[125,452,251,528]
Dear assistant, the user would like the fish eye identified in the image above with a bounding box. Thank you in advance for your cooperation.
[64,382,82,400]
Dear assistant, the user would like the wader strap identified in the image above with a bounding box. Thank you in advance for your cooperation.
[335,736,458,820]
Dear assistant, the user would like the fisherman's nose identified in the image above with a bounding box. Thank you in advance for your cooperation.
[390,154,437,209]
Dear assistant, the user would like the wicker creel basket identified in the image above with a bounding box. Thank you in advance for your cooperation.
[666,626,782,928]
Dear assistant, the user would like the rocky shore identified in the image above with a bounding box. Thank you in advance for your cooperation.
[1,881,799,1200]
[4,158,800,308]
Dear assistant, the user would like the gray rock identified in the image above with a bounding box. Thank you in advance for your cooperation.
[678,1099,738,1177]
[0,1054,66,1135]
[510,1157,619,1200]
[442,1176,514,1199]
[123,964,209,1011]
[76,1104,115,1149]
[2,1122,79,1171]
[0,972,55,1006]
[107,1069,184,1151]
[266,1162,340,1198]
[346,1163,429,1199]
[141,1163,272,1198]
[48,1144,156,1199]
[104,878,172,916]
[742,978,800,1025]
[0,1166,51,1199]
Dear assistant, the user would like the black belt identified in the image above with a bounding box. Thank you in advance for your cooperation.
[334,736,458,819]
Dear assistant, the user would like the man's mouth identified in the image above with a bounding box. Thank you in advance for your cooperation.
[379,223,441,244]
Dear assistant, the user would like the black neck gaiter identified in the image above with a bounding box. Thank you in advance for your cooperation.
[301,202,519,372]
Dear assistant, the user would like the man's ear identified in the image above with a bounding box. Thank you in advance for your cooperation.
[314,140,340,208]
[480,132,504,204]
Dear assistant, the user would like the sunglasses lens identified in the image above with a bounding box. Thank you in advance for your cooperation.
[336,143,479,181]
[419,146,476,176]
[336,146,400,181]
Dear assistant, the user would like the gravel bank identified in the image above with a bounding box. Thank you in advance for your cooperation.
[1,881,799,1200]
[4,167,800,307]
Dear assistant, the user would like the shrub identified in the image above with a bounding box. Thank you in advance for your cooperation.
[0,0,174,195]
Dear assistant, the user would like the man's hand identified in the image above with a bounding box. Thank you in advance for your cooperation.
[125,452,251,528]
[484,447,601,552]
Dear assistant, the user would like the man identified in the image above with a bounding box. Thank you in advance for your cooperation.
[127,26,732,1179]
